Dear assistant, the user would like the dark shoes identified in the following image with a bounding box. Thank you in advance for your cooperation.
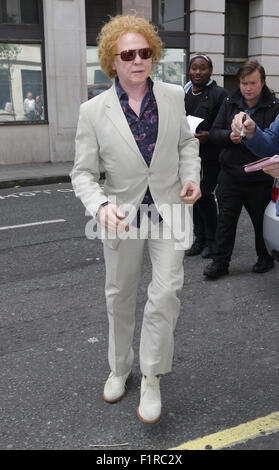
[185,240,213,258]
[185,239,204,256]
[203,260,229,279]
[252,256,274,273]
[204,256,274,279]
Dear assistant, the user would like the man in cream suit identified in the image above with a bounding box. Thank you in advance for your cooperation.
[71,15,201,424]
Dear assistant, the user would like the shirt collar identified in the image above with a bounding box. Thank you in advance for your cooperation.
[115,76,154,100]
[184,78,214,93]
[241,94,263,115]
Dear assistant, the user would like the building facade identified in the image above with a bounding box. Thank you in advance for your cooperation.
[0,0,278,165]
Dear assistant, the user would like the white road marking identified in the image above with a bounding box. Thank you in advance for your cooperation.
[0,188,74,200]
[0,219,66,231]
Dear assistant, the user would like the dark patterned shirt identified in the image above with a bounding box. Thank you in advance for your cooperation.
[116,77,161,225]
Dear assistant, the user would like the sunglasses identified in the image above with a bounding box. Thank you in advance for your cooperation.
[115,48,152,62]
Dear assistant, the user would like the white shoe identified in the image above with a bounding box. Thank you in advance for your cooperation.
[103,370,132,403]
[137,375,161,423]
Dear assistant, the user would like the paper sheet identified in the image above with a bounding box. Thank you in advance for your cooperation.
[187,115,204,134]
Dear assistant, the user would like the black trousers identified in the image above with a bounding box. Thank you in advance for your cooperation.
[193,160,220,244]
[213,171,273,265]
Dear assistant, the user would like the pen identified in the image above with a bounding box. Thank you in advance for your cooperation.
[240,113,246,142]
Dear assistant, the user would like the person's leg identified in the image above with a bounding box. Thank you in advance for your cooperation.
[244,182,274,272]
[198,161,220,257]
[137,223,184,422]
[103,237,145,376]
[184,204,205,256]
[139,227,185,376]
[212,173,243,264]
[204,172,243,278]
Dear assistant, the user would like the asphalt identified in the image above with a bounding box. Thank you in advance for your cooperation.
[0,162,74,189]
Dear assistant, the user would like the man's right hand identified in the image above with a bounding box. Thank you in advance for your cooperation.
[230,131,241,144]
[231,111,256,140]
[98,203,129,234]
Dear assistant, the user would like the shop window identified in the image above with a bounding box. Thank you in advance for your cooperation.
[0,43,45,122]
[0,0,45,124]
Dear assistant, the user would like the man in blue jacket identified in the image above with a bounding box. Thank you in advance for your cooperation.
[231,113,279,178]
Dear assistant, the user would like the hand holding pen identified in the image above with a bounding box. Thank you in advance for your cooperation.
[231,111,257,140]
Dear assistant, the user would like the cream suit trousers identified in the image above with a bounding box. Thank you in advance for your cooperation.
[103,221,185,377]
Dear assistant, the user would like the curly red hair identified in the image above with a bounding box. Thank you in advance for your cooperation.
[97,14,163,79]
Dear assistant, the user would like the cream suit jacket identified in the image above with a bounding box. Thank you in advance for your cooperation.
[70,80,201,249]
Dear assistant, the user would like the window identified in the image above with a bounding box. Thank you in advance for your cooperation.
[225,0,249,59]
[224,0,249,91]
[152,1,189,86]
[0,43,44,121]
[0,0,39,24]
[157,0,186,31]
[0,0,43,39]
[85,0,121,99]
[86,0,122,46]
[152,48,186,86]
[0,0,46,124]
[152,0,189,48]
[86,46,112,100]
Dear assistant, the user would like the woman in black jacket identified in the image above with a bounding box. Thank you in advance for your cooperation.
[204,60,279,278]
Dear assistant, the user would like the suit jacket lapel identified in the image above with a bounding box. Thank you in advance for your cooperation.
[150,81,170,167]
[104,83,147,166]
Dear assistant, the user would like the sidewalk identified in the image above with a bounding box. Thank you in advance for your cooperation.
[0,162,73,189]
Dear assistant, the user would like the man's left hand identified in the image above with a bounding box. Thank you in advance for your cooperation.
[263,162,279,178]
[195,130,209,145]
[180,181,201,205]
